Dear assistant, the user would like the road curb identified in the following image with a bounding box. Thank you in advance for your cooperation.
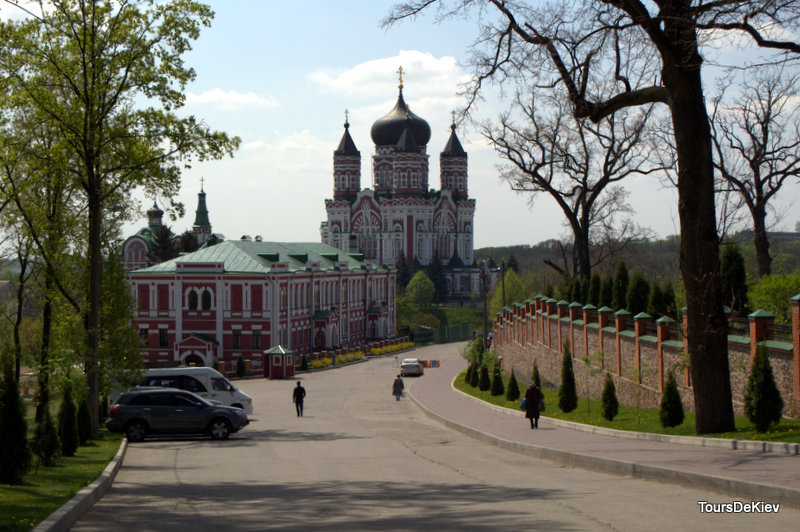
[33,439,128,532]
[408,389,800,511]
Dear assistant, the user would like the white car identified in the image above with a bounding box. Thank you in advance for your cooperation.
[400,358,424,377]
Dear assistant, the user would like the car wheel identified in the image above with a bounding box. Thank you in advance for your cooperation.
[125,420,148,442]
[209,418,231,440]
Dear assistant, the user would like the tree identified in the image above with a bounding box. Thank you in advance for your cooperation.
[744,347,783,432]
[405,271,435,309]
[506,371,520,401]
[177,230,199,254]
[600,273,614,308]
[601,373,619,421]
[486,90,659,280]
[386,0,800,435]
[531,361,541,388]
[626,272,650,316]
[236,356,246,378]
[150,225,178,264]
[660,372,685,428]
[58,385,79,457]
[0,0,240,437]
[0,358,31,483]
[558,342,577,413]
[612,261,629,310]
[720,244,749,314]
[489,268,525,317]
[77,396,92,446]
[32,407,60,467]
[711,68,800,277]
[748,273,800,324]
[588,274,601,306]
[478,365,491,391]
[490,365,505,396]
[396,250,411,291]
[506,252,519,273]
[425,250,448,303]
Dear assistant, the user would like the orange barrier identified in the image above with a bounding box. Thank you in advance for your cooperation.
[420,360,440,368]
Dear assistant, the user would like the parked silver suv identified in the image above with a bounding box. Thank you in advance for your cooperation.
[105,388,249,442]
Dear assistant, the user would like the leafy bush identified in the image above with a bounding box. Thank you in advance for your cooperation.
[490,365,505,396]
[309,357,333,369]
[58,386,79,457]
[33,408,60,467]
[744,347,784,432]
[747,272,800,324]
[300,354,308,371]
[478,365,491,391]
[77,397,92,445]
[236,356,246,377]
[558,342,578,413]
[0,361,31,483]
[506,371,520,402]
[370,342,415,356]
[659,372,685,428]
[601,373,619,421]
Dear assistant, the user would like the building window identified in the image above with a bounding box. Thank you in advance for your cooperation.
[159,328,168,348]
[252,330,261,350]
[201,289,212,310]
[188,290,198,310]
[139,328,149,346]
[232,329,241,349]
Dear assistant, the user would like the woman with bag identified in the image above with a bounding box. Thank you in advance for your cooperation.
[524,382,542,429]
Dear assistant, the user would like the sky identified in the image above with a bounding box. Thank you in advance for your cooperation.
[5,1,800,249]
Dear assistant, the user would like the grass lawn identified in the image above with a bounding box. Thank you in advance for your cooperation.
[0,430,123,531]
[455,370,800,443]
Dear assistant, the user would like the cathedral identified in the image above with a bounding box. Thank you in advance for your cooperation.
[320,73,480,300]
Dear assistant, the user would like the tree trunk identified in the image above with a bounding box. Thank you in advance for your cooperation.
[752,205,772,277]
[86,185,102,438]
[35,273,53,424]
[662,34,735,434]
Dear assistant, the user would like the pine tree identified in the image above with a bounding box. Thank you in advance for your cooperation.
[0,360,32,483]
[558,342,578,413]
[506,371,520,401]
[507,252,519,273]
[478,365,491,391]
[744,347,784,432]
[490,365,505,396]
[464,363,474,385]
[721,243,749,313]
[425,250,448,303]
[601,373,619,421]
[77,397,92,445]
[612,261,629,310]
[396,250,411,291]
[33,408,60,467]
[532,361,541,388]
[58,385,79,457]
[659,371,685,428]
[300,354,308,371]
[648,281,665,317]
[600,273,614,308]
[580,277,590,304]
[588,274,602,306]
[626,272,650,315]
[468,363,480,387]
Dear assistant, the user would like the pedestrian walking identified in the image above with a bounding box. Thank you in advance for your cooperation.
[524,382,541,429]
[293,380,306,416]
[392,374,405,401]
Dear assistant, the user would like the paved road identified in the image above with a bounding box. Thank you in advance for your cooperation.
[74,343,799,531]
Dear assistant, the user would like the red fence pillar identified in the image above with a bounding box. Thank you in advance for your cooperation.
[748,309,775,365]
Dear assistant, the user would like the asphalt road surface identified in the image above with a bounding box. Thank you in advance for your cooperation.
[73,343,799,531]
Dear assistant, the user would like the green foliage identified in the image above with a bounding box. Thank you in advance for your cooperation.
[721,243,749,313]
[77,397,92,446]
[396,250,411,291]
[531,361,541,388]
[236,356,246,378]
[425,250,448,303]
[747,272,800,324]
[580,277,589,304]
[507,252,519,273]
[505,371,520,401]
[744,348,784,432]
[468,363,480,387]
[464,363,474,386]
[58,386,78,457]
[478,365,491,391]
[300,354,308,371]
[0,360,31,483]
[489,268,526,316]
[211,359,219,371]
[32,408,60,468]
[406,271,435,309]
[461,339,484,366]
[600,273,614,308]
[626,272,650,315]
[601,373,619,421]
[659,372,685,428]
[150,224,178,263]
[490,365,505,396]
[612,261,629,310]
[558,342,578,413]
[588,274,601,306]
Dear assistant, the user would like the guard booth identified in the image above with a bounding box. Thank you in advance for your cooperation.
[264,345,295,379]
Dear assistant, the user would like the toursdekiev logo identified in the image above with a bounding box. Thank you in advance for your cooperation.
[697,501,781,513]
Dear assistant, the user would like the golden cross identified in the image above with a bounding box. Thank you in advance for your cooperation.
[397,66,404,90]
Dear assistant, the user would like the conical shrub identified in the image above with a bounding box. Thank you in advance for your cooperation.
[490,365,505,396]
[659,371,684,428]
[33,408,60,467]
[601,373,619,421]
[558,342,578,413]
[532,362,541,388]
[506,371,520,402]
[744,347,784,432]
[58,386,79,457]
[77,397,92,445]
[478,365,491,391]
[468,363,480,387]
[0,360,32,483]
[465,363,474,385]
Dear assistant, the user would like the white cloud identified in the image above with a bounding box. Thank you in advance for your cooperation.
[186,88,279,110]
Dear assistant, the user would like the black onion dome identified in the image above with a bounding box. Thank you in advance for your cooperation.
[370,90,431,147]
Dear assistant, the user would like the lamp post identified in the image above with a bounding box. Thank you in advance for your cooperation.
[501,259,506,309]
[481,266,488,350]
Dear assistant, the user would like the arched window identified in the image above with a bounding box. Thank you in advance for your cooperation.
[201,289,212,310]
[188,290,198,310]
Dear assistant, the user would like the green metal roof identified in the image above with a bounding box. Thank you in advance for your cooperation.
[134,240,380,275]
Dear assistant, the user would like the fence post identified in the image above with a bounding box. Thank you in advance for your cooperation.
[748,309,775,365]
[614,309,630,377]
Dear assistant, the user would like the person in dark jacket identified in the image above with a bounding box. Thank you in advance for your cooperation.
[524,382,541,429]
[392,375,405,401]
[293,381,306,416]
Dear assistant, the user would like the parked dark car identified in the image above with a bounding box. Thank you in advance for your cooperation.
[105,388,249,442]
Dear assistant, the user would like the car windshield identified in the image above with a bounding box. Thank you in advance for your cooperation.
[402,359,419,365]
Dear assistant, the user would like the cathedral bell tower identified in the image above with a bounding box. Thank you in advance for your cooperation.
[440,117,468,202]
[333,112,361,203]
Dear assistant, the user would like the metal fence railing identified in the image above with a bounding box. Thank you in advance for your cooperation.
[413,323,472,345]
